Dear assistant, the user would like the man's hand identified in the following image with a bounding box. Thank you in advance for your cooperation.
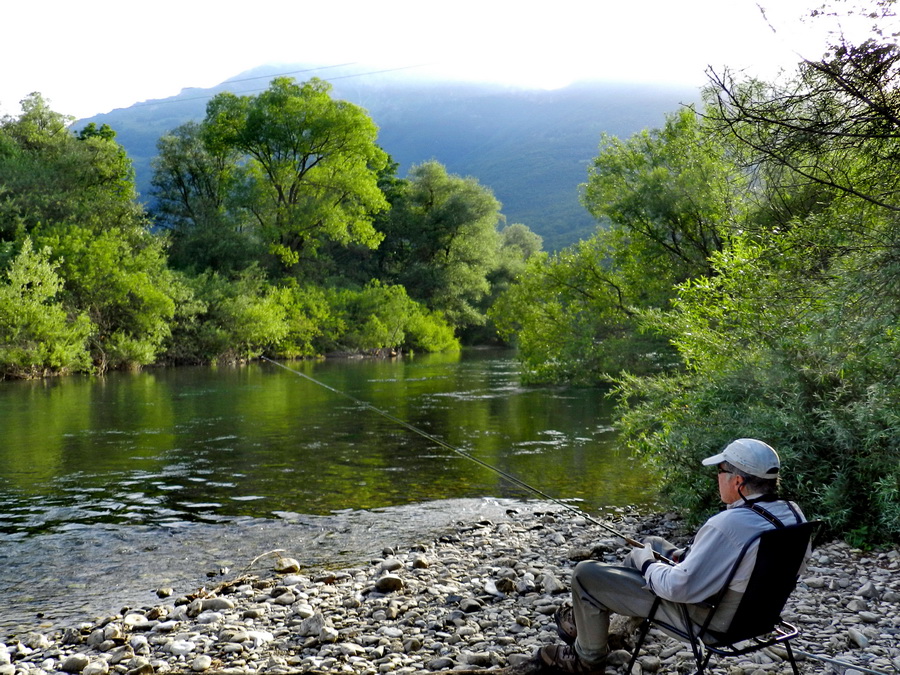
[632,543,657,575]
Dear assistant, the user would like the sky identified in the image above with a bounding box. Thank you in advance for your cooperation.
[1,0,844,120]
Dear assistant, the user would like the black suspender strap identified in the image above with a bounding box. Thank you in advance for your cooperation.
[740,495,803,528]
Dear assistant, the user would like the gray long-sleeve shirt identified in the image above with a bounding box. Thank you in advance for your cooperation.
[643,496,807,605]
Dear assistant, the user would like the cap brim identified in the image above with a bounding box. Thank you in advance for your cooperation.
[701,452,727,466]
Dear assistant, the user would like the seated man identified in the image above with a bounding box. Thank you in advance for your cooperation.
[538,438,807,674]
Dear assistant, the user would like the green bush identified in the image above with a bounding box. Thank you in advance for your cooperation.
[165,267,288,363]
[324,281,459,354]
[615,239,900,544]
[0,238,92,378]
[270,282,334,358]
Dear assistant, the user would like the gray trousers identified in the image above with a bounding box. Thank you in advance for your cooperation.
[571,537,698,664]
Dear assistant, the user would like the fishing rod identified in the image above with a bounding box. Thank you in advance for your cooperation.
[260,356,671,562]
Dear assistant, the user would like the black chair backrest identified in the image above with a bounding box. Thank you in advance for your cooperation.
[711,520,816,643]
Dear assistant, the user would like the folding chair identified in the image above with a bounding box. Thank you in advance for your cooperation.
[626,520,820,675]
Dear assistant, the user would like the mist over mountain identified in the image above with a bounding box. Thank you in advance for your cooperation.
[77,64,699,250]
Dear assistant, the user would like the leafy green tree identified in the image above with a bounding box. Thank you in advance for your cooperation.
[492,234,676,383]
[0,93,140,240]
[0,238,92,378]
[615,224,900,543]
[269,281,336,358]
[151,122,264,274]
[200,77,389,272]
[465,223,543,345]
[35,223,177,371]
[1,94,181,372]
[164,266,289,363]
[612,5,900,543]
[373,161,504,329]
[582,107,744,283]
[496,108,744,381]
[324,281,459,354]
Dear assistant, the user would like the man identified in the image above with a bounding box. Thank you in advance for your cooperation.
[538,438,807,674]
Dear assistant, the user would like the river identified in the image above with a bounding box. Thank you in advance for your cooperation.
[0,349,655,639]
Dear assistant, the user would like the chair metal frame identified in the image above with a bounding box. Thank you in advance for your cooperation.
[626,520,820,675]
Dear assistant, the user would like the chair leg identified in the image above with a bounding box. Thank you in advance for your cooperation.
[679,604,707,675]
[626,618,652,674]
[698,649,714,675]
[784,641,800,675]
[628,597,662,674]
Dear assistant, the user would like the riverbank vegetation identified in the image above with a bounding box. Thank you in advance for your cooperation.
[493,1,900,544]
[0,79,540,376]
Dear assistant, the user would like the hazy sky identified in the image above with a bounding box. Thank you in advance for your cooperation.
[3,0,835,120]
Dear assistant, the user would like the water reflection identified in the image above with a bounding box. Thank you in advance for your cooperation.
[0,350,657,637]
[0,350,652,538]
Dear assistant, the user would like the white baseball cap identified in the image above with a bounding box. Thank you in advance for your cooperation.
[701,438,780,478]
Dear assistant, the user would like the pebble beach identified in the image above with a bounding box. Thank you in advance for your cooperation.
[2,505,898,675]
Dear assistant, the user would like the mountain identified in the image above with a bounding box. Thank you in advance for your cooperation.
[77,64,699,250]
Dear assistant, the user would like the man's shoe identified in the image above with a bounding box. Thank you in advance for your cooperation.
[537,644,606,674]
[554,605,577,645]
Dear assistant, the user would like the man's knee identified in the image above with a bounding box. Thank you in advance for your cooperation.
[573,561,643,596]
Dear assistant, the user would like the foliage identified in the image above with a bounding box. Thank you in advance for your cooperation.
[164,267,290,363]
[269,282,335,358]
[164,272,459,363]
[151,121,265,274]
[0,238,92,378]
[494,108,742,382]
[370,161,505,330]
[490,2,900,543]
[0,94,141,242]
[610,11,900,543]
[1,94,181,372]
[33,222,178,371]
[491,234,678,384]
[198,77,389,272]
[465,223,544,345]
[582,108,743,281]
[323,282,459,354]
[616,227,900,542]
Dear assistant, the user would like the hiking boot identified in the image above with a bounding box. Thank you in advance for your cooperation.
[537,644,607,674]
[554,605,577,645]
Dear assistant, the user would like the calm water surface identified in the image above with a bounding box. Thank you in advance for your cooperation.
[0,349,655,638]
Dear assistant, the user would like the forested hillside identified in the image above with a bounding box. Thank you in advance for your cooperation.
[77,65,697,250]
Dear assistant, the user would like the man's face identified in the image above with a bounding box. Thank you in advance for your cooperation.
[717,463,743,504]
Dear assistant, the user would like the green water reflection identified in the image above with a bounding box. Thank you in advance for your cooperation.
[0,350,655,536]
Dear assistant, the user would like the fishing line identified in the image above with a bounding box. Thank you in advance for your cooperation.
[792,650,892,675]
[260,356,657,555]
[260,357,891,675]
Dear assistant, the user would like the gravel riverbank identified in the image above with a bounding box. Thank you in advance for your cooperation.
[2,505,898,675]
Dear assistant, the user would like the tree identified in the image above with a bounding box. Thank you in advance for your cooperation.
[324,281,459,354]
[0,238,92,378]
[35,222,177,371]
[151,121,264,274]
[465,223,544,345]
[495,108,745,382]
[200,77,389,272]
[164,266,289,363]
[582,107,745,283]
[372,161,505,329]
[491,234,677,383]
[611,3,900,544]
[1,94,181,372]
[0,93,140,240]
